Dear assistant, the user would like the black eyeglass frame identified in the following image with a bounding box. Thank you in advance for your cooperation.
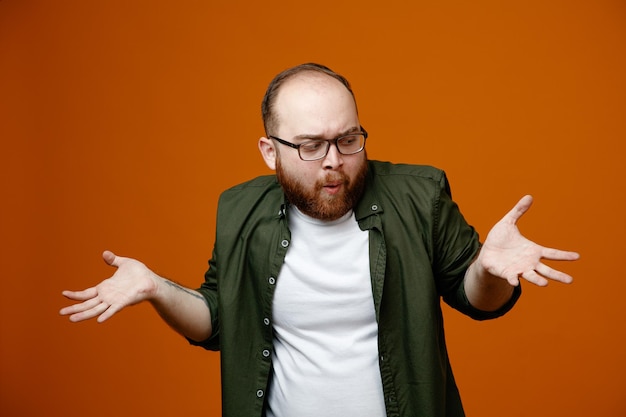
[268,127,368,161]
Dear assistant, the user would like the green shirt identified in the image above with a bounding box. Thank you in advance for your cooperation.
[192,160,521,417]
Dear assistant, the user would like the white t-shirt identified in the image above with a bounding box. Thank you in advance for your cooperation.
[267,207,386,417]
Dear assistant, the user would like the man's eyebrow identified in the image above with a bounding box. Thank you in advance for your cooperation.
[293,127,361,141]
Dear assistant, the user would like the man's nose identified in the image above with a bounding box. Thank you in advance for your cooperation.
[322,141,344,169]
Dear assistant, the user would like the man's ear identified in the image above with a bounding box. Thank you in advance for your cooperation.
[258,137,277,170]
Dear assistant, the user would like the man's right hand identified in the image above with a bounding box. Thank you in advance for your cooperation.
[60,250,159,323]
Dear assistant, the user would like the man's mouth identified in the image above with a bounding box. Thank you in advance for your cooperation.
[323,181,343,195]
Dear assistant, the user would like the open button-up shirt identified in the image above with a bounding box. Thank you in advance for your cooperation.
[191,160,521,417]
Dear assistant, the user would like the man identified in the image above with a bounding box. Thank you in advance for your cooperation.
[61,63,579,417]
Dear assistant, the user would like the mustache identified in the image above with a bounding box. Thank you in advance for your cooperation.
[318,172,349,187]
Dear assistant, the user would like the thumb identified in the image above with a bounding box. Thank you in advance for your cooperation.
[503,195,534,225]
[102,250,120,267]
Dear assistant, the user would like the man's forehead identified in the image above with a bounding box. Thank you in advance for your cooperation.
[271,71,358,137]
[278,71,349,98]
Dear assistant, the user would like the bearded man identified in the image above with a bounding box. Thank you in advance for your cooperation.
[61,63,579,417]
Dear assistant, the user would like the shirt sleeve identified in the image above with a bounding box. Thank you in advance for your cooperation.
[186,249,221,350]
[433,172,521,320]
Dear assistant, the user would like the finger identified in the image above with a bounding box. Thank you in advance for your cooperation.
[541,247,580,261]
[59,296,101,316]
[519,269,549,287]
[66,301,110,322]
[97,303,123,323]
[103,250,118,267]
[505,274,521,287]
[502,195,533,225]
[61,287,98,301]
[534,263,574,284]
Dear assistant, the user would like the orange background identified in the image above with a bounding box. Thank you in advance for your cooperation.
[1,1,625,416]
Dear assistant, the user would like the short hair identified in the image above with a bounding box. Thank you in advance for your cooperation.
[261,63,356,136]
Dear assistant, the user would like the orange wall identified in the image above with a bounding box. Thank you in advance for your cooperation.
[1,1,625,416]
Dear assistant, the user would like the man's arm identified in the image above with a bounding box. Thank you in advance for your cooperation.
[60,250,212,342]
[464,195,580,311]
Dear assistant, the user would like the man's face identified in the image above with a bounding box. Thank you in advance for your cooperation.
[269,74,368,221]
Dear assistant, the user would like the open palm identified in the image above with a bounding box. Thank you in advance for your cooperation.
[477,195,579,287]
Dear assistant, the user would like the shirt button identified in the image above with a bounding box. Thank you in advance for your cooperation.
[268,277,276,285]
[263,318,270,325]
[256,389,264,398]
[371,204,379,211]
[262,349,270,358]
[281,239,289,248]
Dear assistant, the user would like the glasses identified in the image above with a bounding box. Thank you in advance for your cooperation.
[269,128,368,161]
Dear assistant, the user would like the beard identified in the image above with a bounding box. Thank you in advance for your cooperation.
[276,156,368,221]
